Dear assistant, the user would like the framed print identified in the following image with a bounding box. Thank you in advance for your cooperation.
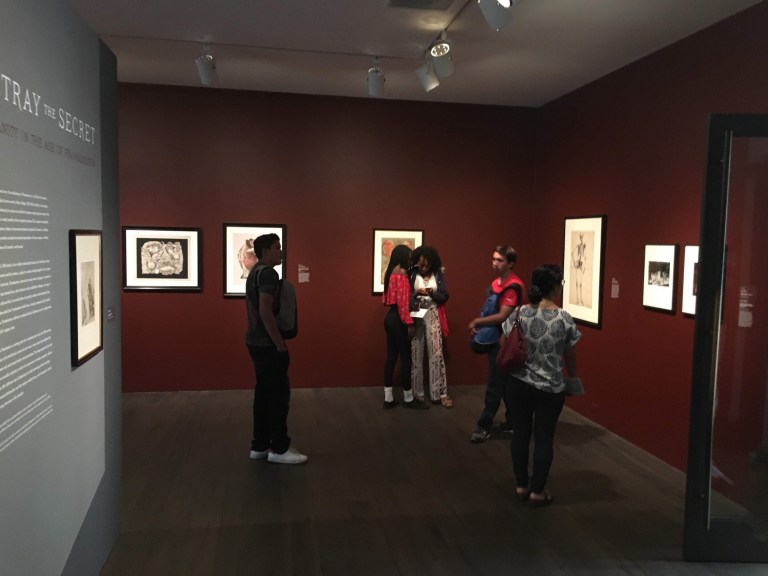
[643,244,678,313]
[224,223,285,297]
[372,229,423,294]
[563,216,606,328]
[682,245,699,316]
[69,230,102,366]
[123,227,202,291]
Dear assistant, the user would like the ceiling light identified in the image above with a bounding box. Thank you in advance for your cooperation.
[195,44,217,86]
[368,57,385,97]
[415,59,439,92]
[477,0,517,31]
[429,32,453,78]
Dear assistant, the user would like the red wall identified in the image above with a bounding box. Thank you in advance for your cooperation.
[531,2,768,469]
[119,2,768,472]
[119,90,537,394]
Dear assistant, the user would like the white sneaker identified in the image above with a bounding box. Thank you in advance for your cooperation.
[249,449,269,460]
[267,446,308,465]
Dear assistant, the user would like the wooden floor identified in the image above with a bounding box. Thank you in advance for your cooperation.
[101,386,764,575]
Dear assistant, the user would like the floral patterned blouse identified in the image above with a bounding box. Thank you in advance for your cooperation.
[382,273,413,325]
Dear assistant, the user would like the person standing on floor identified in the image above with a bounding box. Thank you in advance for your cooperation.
[468,245,524,442]
[506,264,581,506]
[410,246,452,408]
[382,245,428,409]
[245,233,307,465]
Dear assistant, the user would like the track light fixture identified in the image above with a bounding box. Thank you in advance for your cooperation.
[415,58,439,92]
[195,44,217,86]
[367,57,385,97]
[429,31,454,78]
[477,0,517,31]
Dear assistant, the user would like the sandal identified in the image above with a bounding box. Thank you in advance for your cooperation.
[440,396,453,409]
[529,491,553,508]
[515,487,531,501]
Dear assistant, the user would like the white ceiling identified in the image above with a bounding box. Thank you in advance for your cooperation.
[68,0,761,107]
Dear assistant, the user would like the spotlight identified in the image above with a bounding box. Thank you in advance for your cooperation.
[367,57,385,97]
[429,32,453,78]
[415,59,440,92]
[195,44,217,86]
[477,0,517,31]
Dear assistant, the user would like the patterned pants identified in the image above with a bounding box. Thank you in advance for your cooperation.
[411,307,447,401]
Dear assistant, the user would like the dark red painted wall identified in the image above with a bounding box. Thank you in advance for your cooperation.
[531,2,768,470]
[119,89,537,394]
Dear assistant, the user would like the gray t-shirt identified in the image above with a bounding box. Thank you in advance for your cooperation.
[504,304,581,393]
[245,265,279,348]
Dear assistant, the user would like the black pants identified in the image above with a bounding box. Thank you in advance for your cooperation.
[248,345,291,454]
[508,376,565,493]
[476,343,511,430]
[384,305,412,390]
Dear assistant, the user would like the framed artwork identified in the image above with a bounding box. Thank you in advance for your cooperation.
[682,245,699,316]
[562,215,606,328]
[372,229,423,294]
[69,230,103,366]
[223,223,285,297]
[123,226,202,291]
[643,244,678,313]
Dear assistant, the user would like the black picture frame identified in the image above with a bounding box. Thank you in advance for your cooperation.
[123,226,203,292]
[69,230,103,366]
[562,215,606,328]
[223,223,286,298]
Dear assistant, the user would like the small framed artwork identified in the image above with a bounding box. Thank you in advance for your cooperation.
[643,244,678,313]
[224,224,285,297]
[123,226,202,291]
[372,229,423,294]
[562,215,606,328]
[69,230,103,366]
[682,245,699,316]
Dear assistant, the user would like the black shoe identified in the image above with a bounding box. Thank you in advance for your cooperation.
[383,399,398,409]
[499,422,515,434]
[403,398,429,409]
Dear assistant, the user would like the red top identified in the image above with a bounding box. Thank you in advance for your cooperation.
[494,273,525,308]
[382,273,413,325]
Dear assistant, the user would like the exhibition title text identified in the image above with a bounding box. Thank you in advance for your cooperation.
[1,72,96,145]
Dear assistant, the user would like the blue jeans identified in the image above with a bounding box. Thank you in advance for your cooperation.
[248,345,291,454]
[476,343,511,430]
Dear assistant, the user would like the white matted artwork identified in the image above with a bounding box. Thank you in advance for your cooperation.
[562,216,606,328]
[123,226,202,291]
[69,230,103,366]
[372,229,423,294]
[224,224,284,297]
[643,244,678,313]
[682,245,699,316]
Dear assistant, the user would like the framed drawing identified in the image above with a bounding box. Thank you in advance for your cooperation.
[682,245,699,316]
[643,244,678,313]
[123,226,202,291]
[372,229,423,294]
[224,223,285,297]
[562,215,606,328]
[69,230,103,366]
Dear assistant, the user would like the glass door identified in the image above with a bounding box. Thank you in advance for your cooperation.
[685,114,768,562]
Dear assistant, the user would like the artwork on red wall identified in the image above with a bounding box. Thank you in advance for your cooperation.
[223,223,285,297]
[69,230,103,366]
[562,215,606,328]
[123,226,202,292]
[643,244,678,313]
[682,245,699,316]
[372,228,423,294]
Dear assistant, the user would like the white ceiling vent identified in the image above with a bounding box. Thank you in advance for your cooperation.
[385,0,455,10]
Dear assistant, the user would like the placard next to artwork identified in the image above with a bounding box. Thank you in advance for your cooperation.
[643,244,678,313]
[123,226,202,291]
[562,215,606,328]
[69,230,103,366]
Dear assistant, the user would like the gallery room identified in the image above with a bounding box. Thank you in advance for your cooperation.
[1,0,768,573]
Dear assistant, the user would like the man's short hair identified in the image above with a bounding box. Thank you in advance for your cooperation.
[495,245,517,264]
[254,233,280,258]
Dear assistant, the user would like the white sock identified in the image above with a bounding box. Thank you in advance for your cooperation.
[404,390,414,402]
[385,387,394,402]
